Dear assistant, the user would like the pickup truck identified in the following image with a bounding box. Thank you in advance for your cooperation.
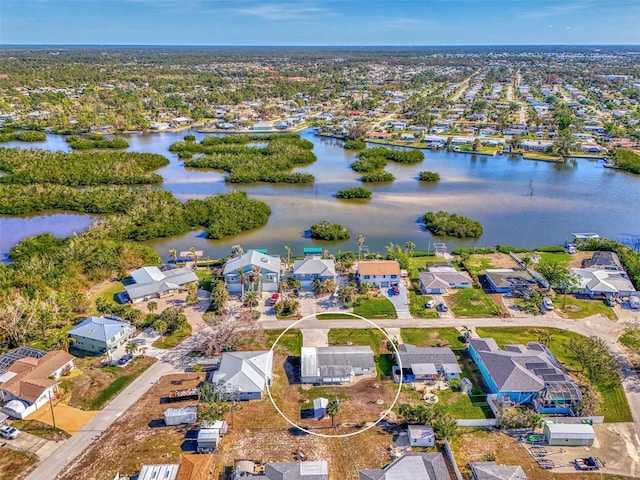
[268,293,280,306]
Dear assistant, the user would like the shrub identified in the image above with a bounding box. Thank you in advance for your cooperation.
[411,251,436,257]
[612,149,640,174]
[361,171,395,183]
[336,187,372,199]
[418,171,440,182]
[351,156,387,172]
[309,221,351,240]
[344,139,366,150]
[496,245,529,254]
[452,247,496,255]
[360,147,424,164]
[423,211,483,238]
[534,245,566,253]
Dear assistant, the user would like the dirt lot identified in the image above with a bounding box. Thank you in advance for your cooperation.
[58,372,205,480]
[0,448,38,480]
[568,251,594,269]
[450,427,635,480]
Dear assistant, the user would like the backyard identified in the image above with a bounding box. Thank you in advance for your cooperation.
[555,295,617,320]
[475,327,633,423]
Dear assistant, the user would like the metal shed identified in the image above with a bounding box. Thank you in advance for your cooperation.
[163,406,197,426]
[543,421,595,446]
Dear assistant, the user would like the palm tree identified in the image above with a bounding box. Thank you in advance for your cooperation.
[188,246,199,265]
[284,244,291,266]
[243,290,260,312]
[169,248,178,264]
[405,241,416,256]
[237,269,247,296]
[326,398,340,431]
[356,235,365,259]
[231,244,244,257]
[147,301,158,314]
[521,254,533,271]
[249,265,262,292]
[125,342,138,356]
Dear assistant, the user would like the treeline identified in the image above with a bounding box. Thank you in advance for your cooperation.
[423,211,483,238]
[0,129,47,142]
[612,149,640,174]
[66,135,129,150]
[0,148,167,185]
[336,187,372,199]
[172,134,316,184]
[360,147,424,164]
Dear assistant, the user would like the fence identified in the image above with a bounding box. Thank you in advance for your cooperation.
[547,416,604,424]
[443,439,464,480]
[456,418,499,427]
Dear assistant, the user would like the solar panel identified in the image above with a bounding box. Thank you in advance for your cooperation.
[542,374,566,382]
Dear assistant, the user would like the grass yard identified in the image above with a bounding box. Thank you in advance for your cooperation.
[9,419,69,441]
[329,328,387,354]
[316,312,355,320]
[408,288,439,318]
[557,296,617,320]
[535,252,573,265]
[475,327,632,423]
[407,256,444,279]
[353,295,397,319]
[152,323,192,349]
[91,281,125,309]
[619,328,640,352]
[0,449,37,480]
[401,327,465,348]
[448,286,500,317]
[265,329,302,355]
[194,269,214,291]
[437,389,493,419]
[463,256,498,276]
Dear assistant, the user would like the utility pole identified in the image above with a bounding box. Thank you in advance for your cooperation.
[48,389,56,429]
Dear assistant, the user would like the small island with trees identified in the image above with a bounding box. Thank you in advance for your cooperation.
[419,171,441,182]
[309,220,351,240]
[336,186,372,199]
[66,135,129,150]
[423,211,483,238]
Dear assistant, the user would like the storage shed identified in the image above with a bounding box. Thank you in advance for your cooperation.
[164,406,197,426]
[543,421,595,446]
[313,397,328,419]
[408,424,435,447]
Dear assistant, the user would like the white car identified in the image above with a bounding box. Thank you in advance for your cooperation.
[425,300,436,308]
[0,425,20,439]
[543,297,554,310]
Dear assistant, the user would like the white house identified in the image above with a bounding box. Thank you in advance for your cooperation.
[124,266,198,303]
[356,260,401,288]
[210,351,273,400]
[223,250,281,294]
[408,425,435,447]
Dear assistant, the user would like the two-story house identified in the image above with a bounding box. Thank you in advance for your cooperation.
[222,250,281,294]
[356,260,401,288]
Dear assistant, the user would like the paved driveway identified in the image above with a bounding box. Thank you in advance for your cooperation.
[4,431,61,460]
[301,329,329,347]
[385,284,411,319]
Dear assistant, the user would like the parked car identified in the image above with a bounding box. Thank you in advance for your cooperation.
[542,297,554,310]
[0,426,20,440]
[425,300,436,308]
[118,354,133,365]
[437,302,449,312]
[268,293,280,306]
[392,285,400,295]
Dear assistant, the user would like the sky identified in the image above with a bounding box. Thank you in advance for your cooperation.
[1,0,639,46]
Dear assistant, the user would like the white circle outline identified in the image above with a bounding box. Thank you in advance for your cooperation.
[265,312,403,438]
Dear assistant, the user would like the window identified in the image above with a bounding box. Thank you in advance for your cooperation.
[364,275,370,279]
[391,275,398,279]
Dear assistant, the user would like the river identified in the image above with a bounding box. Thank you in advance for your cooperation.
[1,129,639,261]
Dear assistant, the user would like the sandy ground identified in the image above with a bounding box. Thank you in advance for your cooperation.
[27,404,97,436]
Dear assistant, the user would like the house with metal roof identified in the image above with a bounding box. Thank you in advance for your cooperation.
[210,351,273,400]
[0,348,74,419]
[484,269,537,293]
[356,260,401,288]
[232,460,328,480]
[223,250,281,294]
[543,421,595,446]
[468,338,581,414]
[393,344,461,382]
[293,256,336,287]
[359,452,451,480]
[138,463,180,480]
[571,268,635,297]
[68,315,135,354]
[582,251,623,271]
[301,346,375,385]
[408,424,435,447]
[124,266,198,303]
[470,462,527,480]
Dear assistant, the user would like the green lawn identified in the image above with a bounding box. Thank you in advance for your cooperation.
[353,296,398,319]
[408,289,439,318]
[558,296,617,320]
[463,256,497,276]
[87,357,156,410]
[194,269,214,291]
[328,328,386,354]
[437,390,493,419]
[400,328,465,348]
[407,256,445,279]
[92,281,125,307]
[316,313,355,320]
[152,323,192,349]
[9,420,68,441]
[376,353,394,377]
[619,328,640,352]
[448,287,500,317]
[475,326,632,423]
[265,329,302,355]
[535,252,572,265]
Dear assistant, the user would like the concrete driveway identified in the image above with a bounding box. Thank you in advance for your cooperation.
[4,431,61,460]
[301,329,329,347]
[27,403,97,436]
[385,284,411,319]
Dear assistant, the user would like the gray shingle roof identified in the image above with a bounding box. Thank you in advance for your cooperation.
[396,345,458,372]
[210,351,272,395]
[125,266,198,300]
[264,461,328,480]
[359,453,451,480]
[470,462,527,480]
[293,258,336,277]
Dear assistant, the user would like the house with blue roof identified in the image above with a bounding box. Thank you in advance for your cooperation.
[68,316,135,354]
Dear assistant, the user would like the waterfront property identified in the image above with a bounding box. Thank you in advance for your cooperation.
[0,347,74,419]
[300,346,375,385]
[68,315,135,354]
[293,255,336,287]
[484,269,537,294]
[210,350,273,400]
[359,452,451,480]
[582,251,624,271]
[222,250,281,294]
[393,344,461,382]
[418,264,473,294]
[124,266,198,303]
[356,260,401,288]
[467,338,581,414]
[571,268,636,297]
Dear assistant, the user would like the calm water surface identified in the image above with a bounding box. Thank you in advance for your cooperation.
[1,129,639,261]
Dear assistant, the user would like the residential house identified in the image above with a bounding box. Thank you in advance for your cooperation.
[293,256,336,287]
[359,452,451,480]
[357,260,401,288]
[571,268,635,297]
[0,348,74,419]
[521,140,553,152]
[197,420,228,453]
[582,251,624,271]
[393,344,461,382]
[408,424,436,447]
[210,350,273,400]
[138,464,180,480]
[68,315,135,354]
[418,264,473,294]
[124,266,198,303]
[233,460,328,480]
[468,338,581,414]
[223,250,281,294]
[301,346,375,385]
[484,269,537,294]
[470,462,527,480]
[177,454,215,480]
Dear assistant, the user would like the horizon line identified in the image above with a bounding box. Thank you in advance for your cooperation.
[2,43,640,48]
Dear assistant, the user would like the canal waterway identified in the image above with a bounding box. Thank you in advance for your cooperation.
[1,129,639,261]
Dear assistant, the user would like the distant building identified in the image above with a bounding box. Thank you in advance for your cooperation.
[124,266,198,303]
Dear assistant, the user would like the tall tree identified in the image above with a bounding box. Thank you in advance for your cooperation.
[326,398,340,431]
